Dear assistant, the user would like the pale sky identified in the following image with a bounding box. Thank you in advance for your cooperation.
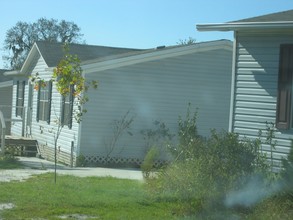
[0,0,292,69]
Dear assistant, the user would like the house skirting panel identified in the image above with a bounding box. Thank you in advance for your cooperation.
[38,144,168,168]
[38,144,76,167]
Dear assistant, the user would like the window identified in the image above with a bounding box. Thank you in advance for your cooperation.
[37,81,52,123]
[16,80,25,117]
[61,85,74,128]
[276,45,293,129]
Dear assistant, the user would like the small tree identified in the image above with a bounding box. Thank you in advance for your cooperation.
[53,44,98,123]
[104,110,135,163]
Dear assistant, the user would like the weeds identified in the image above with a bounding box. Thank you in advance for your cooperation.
[141,146,159,179]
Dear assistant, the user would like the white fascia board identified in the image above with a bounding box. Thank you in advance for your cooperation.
[82,40,232,74]
[19,43,38,74]
[3,70,21,76]
[197,21,293,32]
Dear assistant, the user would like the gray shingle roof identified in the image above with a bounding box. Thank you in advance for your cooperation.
[36,41,145,67]
[232,9,293,23]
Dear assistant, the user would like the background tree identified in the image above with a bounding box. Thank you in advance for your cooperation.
[3,18,83,69]
[177,37,196,45]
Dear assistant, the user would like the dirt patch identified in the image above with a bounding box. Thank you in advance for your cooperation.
[0,169,48,182]
[0,203,14,211]
[58,214,98,219]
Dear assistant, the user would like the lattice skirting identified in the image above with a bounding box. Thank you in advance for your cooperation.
[85,155,168,168]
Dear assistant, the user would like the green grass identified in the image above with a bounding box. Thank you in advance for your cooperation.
[0,173,180,219]
[0,173,292,219]
[0,155,23,169]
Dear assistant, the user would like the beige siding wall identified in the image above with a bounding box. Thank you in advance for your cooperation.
[80,47,232,163]
[233,30,293,169]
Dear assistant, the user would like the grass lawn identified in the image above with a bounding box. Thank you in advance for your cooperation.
[0,173,181,219]
[0,157,292,219]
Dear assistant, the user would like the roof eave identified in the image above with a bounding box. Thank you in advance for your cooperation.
[196,21,293,32]
[3,70,22,76]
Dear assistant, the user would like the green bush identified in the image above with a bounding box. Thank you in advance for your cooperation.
[155,131,268,202]
[147,105,269,216]
[141,146,159,179]
[76,154,87,167]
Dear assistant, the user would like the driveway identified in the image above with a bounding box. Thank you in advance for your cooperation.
[0,157,144,182]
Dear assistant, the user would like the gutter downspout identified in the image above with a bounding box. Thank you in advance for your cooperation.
[228,31,237,132]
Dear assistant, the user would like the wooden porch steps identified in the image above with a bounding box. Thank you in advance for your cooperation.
[4,135,38,157]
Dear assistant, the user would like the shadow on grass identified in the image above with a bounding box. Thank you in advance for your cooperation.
[0,155,23,169]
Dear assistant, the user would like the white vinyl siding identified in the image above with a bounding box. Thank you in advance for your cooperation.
[232,30,293,169]
[80,45,233,161]
[10,53,80,163]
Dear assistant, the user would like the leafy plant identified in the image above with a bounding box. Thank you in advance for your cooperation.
[168,103,203,161]
[76,154,87,167]
[264,122,277,171]
[141,146,159,179]
[52,44,98,123]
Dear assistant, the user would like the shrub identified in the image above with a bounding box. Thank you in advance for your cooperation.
[155,131,268,203]
[147,105,269,215]
[76,154,87,167]
[141,146,159,179]
[168,104,203,161]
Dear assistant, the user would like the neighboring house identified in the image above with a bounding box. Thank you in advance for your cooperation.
[6,40,232,166]
[0,69,13,134]
[197,9,293,170]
